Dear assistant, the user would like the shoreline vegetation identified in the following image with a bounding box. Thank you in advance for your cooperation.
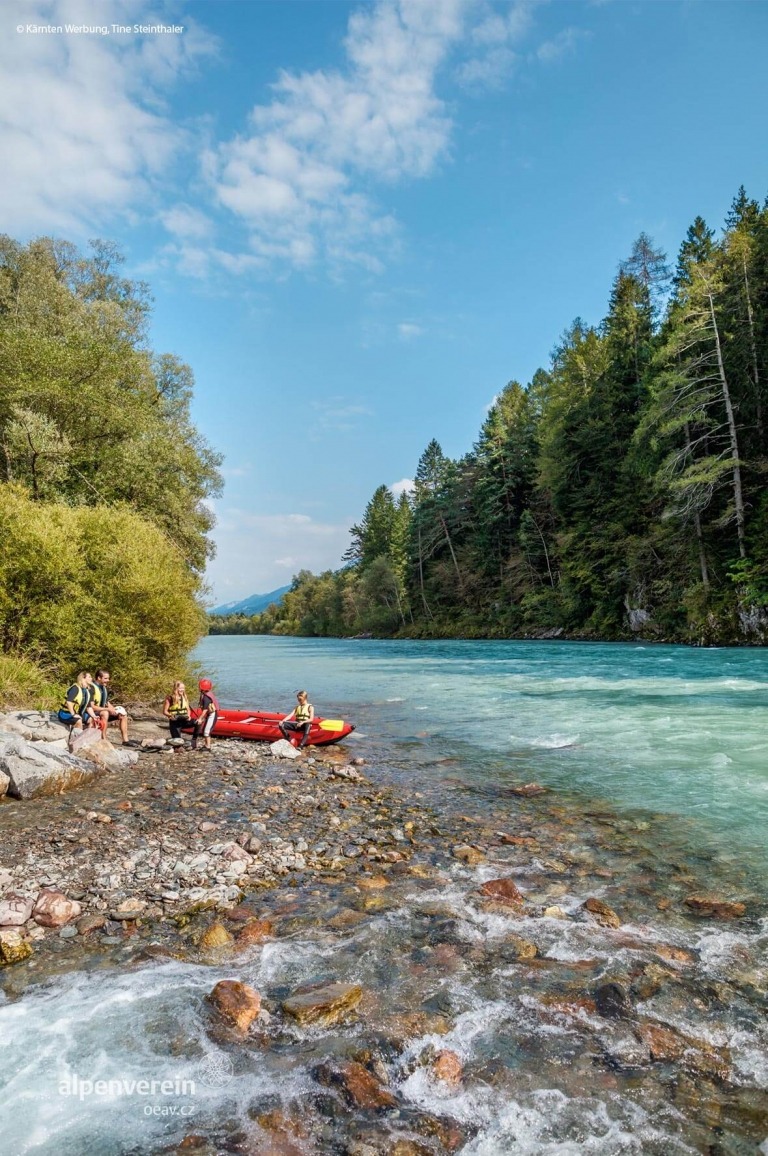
[0,235,222,709]
[212,188,768,648]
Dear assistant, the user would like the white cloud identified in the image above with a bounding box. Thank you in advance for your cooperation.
[398,321,424,340]
[536,27,590,64]
[390,477,415,496]
[0,0,217,236]
[206,506,352,599]
[208,0,469,272]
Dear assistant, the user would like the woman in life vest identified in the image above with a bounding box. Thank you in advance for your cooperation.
[58,672,97,747]
[192,678,219,753]
[279,690,314,748]
[163,680,191,746]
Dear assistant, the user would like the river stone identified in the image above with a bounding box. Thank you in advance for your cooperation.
[510,782,547,797]
[582,897,621,928]
[431,1049,463,1086]
[0,927,33,965]
[77,914,106,935]
[32,889,82,928]
[235,918,273,948]
[208,980,261,1031]
[0,894,35,926]
[501,934,538,960]
[269,739,300,760]
[594,981,633,1020]
[200,922,234,949]
[684,894,746,919]
[479,877,524,906]
[452,844,485,865]
[0,768,10,798]
[314,1060,397,1110]
[282,981,363,1026]
[111,899,147,921]
[0,733,100,799]
[76,736,139,771]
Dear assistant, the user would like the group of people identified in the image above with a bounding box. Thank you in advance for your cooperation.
[59,672,315,753]
[162,678,219,753]
[58,670,129,747]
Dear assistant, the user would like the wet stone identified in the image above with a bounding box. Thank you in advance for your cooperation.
[313,1060,397,1110]
[594,981,634,1020]
[208,979,261,1032]
[282,981,363,1027]
[582,896,621,928]
[684,894,746,919]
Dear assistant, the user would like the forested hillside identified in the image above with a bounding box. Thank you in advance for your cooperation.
[0,236,222,702]
[220,189,768,645]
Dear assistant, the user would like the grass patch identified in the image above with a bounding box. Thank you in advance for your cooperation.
[0,654,60,711]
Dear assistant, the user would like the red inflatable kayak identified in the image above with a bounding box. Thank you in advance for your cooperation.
[184,708,355,747]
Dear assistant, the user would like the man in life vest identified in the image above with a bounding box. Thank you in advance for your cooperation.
[279,690,314,748]
[90,669,129,743]
[192,678,219,753]
[58,672,97,747]
[163,680,191,747]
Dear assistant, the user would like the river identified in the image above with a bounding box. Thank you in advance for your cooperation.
[201,636,768,880]
[1,637,766,1155]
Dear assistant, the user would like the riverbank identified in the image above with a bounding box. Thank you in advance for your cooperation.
[1,712,767,1154]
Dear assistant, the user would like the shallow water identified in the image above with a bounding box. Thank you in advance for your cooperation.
[197,636,768,878]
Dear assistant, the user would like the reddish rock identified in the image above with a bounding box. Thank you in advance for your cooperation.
[314,1060,397,1110]
[208,980,261,1031]
[478,877,524,906]
[653,943,695,966]
[635,1023,730,1079]
[684,894,746,920]
[357,875,390,890]
[282,981,362,1027]
[582,897,621,928]
[431,1049,463,1087]
[32,890,82,928]
[498,833,538,847]
[235,918,274,948]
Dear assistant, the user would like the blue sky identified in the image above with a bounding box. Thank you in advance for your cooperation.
[3,0,768,602]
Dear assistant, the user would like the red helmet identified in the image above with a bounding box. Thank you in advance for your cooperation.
[198,678,212,692]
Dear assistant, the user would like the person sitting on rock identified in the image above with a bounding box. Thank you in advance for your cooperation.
[58,672,97,747]
[192,678,219,753]
[163,680,191,748]
[279,690,314,748]
[90,669,129,743]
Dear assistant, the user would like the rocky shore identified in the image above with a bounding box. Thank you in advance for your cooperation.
[1,710,767,1154]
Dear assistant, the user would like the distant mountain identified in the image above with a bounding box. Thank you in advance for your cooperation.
[210,585,291,617]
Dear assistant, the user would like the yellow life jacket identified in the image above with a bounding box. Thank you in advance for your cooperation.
[295,702,312,723]
[91,683,108,708]
[61,684,86,713]
[168,693,190,717]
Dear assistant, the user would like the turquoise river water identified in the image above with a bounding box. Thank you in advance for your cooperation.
[199,636,768,880]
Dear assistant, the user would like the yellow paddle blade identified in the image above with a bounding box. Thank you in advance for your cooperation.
[319,719,345,730]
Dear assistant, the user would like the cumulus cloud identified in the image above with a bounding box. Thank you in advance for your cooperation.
[397,321,424,339]
[207,0,469,272]
[390,477,415,496]
[0,0,217,236]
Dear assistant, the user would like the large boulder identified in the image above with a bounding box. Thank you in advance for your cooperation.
[0,733,101,799]
[72,732,139,770]
[0,711,69,743]
[0,768,9,798]
[0,895,35,926]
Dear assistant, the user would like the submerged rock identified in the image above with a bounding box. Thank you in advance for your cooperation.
[510,783,547,797]
[199,922,234,950]
[235,918,273,948]
[478,877,524,907]
[594,981,633,1020]
[431,1049,463,1087]
[684,894,746,919]
[452,845,485,865]
[314,1060,397,1110]
[282,981,363,1027]
[582,896,621,928]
